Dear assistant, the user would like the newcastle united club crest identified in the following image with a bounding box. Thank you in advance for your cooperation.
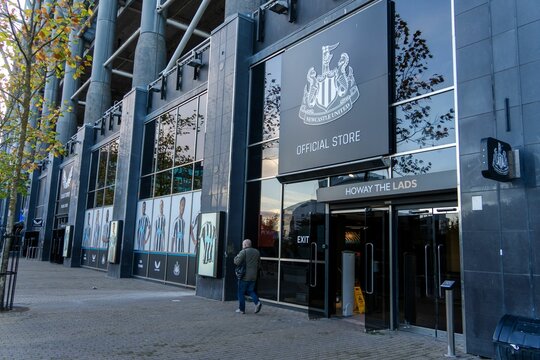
[299,42,359,125]
[492,142,509,176]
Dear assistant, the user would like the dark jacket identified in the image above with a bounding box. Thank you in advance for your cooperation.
[234,247,261,281]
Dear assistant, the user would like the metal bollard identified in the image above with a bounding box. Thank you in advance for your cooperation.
[441,280,456,358]
[445,288,456,357]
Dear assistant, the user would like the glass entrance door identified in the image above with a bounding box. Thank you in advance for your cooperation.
[330,208,390,331]
[397,207,462,335]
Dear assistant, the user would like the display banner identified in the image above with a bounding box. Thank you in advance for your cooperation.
[57,162,74,215]
[279,0,389,177]
[166,255,188,283]
[148,254,166,280]
[197,212,222,278]
[133,252,149,276]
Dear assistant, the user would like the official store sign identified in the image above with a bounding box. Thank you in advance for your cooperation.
[279,0,389,177]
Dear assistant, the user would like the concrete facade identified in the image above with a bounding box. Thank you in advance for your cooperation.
[13,1,540,358]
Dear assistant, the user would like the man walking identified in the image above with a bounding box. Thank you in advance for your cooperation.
[234,239,262,314]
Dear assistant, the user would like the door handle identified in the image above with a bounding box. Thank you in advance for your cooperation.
[366,243,374,294]
[310,242,317,288]
[438,244,444,298]
[425,244,431,297]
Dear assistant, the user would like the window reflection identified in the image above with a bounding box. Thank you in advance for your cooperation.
[172,165,192,194]
[279,262,308,306]
[392,147,456,177]
[104,186,114,206]
[154,170,172,196]
[249,55,282,144]
[394,0,453,101]
[396,91,455,152]
[248,140,279,180]
[193,161,203,190]
[257,179,281,257]
[106,140,118,186]
[142,122,156,175]
[97,147,108,188]
[258,260,278,301]
[330,169,388,186]
[157,111,175,171]
[281,180,326,260]
[263,56,281,141]
[175,100,197,166]
[139,175,154,199]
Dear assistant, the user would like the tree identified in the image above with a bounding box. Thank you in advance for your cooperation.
[0,0,91,309]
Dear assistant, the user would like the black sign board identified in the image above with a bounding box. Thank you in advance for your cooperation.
[317,171,457,202]
[279,0,390,178]
[33,218,43,227]
[481,137,512,182]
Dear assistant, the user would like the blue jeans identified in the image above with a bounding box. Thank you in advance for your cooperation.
[237,280,259,312]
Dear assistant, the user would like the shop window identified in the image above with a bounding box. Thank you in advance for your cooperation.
[97,146,108,189]
[94,189,104,208]
[249,55,282,144]
[154,170,172,197]
[88,152,99,192]
[396,90,455,153]
[259,179,282,258]
[175,100,197,166]
[139,175,154,199]
[156,111,176,171]
[394,0,453,102]
[279,261,308,306]
[193,161,203,190]
[141,121,156,175]
[258,260,278,301]
[392,147,456,177]
[281,180,325,260]
[104,186,114,206]
[106,140,118,186]
[247,139,279,180]
[172,165,193,194]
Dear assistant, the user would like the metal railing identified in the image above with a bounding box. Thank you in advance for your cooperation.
[0,233,22,311]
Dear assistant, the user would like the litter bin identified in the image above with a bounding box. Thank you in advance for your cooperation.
[493,314,540,359]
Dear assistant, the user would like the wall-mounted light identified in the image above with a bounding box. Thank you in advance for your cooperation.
[268,0,288,14]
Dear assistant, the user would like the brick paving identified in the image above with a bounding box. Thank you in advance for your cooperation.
[0,260,483,359]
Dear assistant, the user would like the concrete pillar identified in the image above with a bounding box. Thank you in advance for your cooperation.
[107,87,147,278]
[225,0,260,18]
[196,14,254,301]
[83,0,118,124]
[132,0,166,87]
[57,0,85,144]
[63,126,93,268]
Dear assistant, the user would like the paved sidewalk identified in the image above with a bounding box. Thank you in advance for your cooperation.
[0,260,481,359]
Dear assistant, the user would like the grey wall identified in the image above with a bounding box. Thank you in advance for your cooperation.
[455,0,540,357]
[108,88,147,278]
[196,14,253,301]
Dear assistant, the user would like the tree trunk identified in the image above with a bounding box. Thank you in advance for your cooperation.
[0,60,33,310]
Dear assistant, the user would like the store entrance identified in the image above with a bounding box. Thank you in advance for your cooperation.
[330,208,390,331]
[397,206,462,336]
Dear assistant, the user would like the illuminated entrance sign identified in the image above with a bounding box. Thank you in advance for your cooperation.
[317,171,457,202]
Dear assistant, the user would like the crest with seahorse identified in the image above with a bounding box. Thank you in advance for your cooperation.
[299,42,359,125]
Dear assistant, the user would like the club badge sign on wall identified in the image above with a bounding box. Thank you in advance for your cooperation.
[279,0,390,177]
